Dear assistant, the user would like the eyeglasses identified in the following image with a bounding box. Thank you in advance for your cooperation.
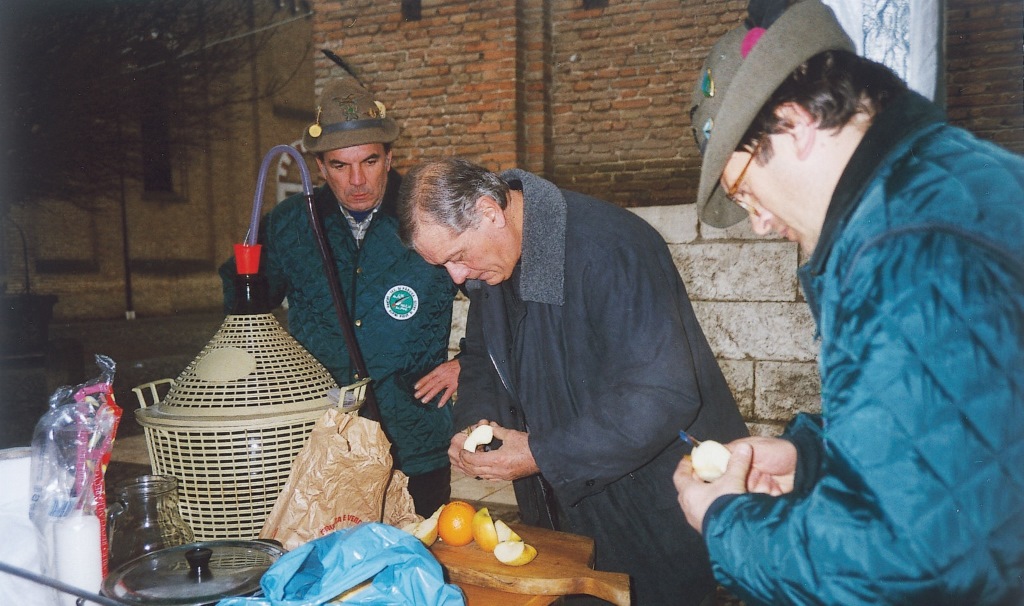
[724,140,762,214]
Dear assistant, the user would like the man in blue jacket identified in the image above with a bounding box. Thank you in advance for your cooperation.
[674,1,1024,604]
[220,77,459,517]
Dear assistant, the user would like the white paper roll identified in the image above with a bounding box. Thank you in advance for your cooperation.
[53,513,103,606]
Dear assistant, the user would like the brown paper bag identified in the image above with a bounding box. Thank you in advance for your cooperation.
[260,408,420,550]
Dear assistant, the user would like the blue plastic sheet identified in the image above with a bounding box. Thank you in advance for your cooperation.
[217,523,465,606]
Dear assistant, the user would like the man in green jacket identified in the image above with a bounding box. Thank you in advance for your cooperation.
[220,77,459,516]
[674,1,1024,604]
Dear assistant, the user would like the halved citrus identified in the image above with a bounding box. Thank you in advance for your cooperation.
[437,500,476,546]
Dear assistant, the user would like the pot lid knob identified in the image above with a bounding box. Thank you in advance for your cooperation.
[185,547,213,583]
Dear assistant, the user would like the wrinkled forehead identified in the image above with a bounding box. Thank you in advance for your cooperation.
[410,218,462,264]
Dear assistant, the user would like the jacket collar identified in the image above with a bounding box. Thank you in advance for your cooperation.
[804,91,946,278]
[500,169,566,306]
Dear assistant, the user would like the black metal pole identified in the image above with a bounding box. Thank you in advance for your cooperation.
[303,192,382,423]
[0,561,128,606]
[6,216,31,293]
[116,102,135,320]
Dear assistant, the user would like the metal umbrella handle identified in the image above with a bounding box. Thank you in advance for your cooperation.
[304,191,382,423]
[0,561,128,606]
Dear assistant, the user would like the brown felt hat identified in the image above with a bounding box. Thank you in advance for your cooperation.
[691,0,854,228]
[302,78,399,153]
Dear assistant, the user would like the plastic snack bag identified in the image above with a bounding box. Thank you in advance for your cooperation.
[218,522,465,606]
[29,355,122,605]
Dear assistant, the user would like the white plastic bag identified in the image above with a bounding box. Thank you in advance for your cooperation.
[0,447,56,605]
[29,355,122,604]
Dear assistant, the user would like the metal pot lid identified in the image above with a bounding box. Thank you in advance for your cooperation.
[102,540,284,605]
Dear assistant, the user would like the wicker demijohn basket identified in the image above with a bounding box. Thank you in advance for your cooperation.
[136,312,366,541]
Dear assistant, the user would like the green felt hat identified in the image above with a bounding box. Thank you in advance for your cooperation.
[691,0,854,228]
[303,78,399,153]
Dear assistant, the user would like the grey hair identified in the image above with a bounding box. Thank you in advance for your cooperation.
[397,157,510,249]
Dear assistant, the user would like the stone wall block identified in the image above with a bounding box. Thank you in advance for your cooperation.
[671,242,798,302]
[754,361,822,421]
[718,359,754,418]
[747,421,787,437]
[629,205,697,244]
[693,301,819,362]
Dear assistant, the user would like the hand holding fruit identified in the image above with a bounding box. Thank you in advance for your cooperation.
[674,442,753,533]
[734,436,798,496]
[683,436,798,492]
[690,439,732,481]
[462,424,494,452]
[449,422,540,481]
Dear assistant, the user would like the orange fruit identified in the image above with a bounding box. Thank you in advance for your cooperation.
[437,501,476,546]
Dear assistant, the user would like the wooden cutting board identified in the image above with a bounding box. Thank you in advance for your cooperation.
[429,523,631,606]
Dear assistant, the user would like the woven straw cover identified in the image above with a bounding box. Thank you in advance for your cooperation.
[136,313,364,540]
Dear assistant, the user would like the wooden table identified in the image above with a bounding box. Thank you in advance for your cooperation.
[459,584,560,605]
[431,523,630,606]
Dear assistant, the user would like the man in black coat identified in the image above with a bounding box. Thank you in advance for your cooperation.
[397,157,748,605]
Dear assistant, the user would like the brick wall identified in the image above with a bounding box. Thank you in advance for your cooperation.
[544,0,746,206]
[314,0,1020,198]
[312,0,753,206]
[946,0,1024,153]
[312,1,521,169]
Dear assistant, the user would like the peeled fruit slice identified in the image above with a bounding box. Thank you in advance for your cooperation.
[471,507,500,552]
[691,439,732,482]
[493,540,538,566]
[463,424,494,452]
[402,505,443,546]
[494,519,522,543]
